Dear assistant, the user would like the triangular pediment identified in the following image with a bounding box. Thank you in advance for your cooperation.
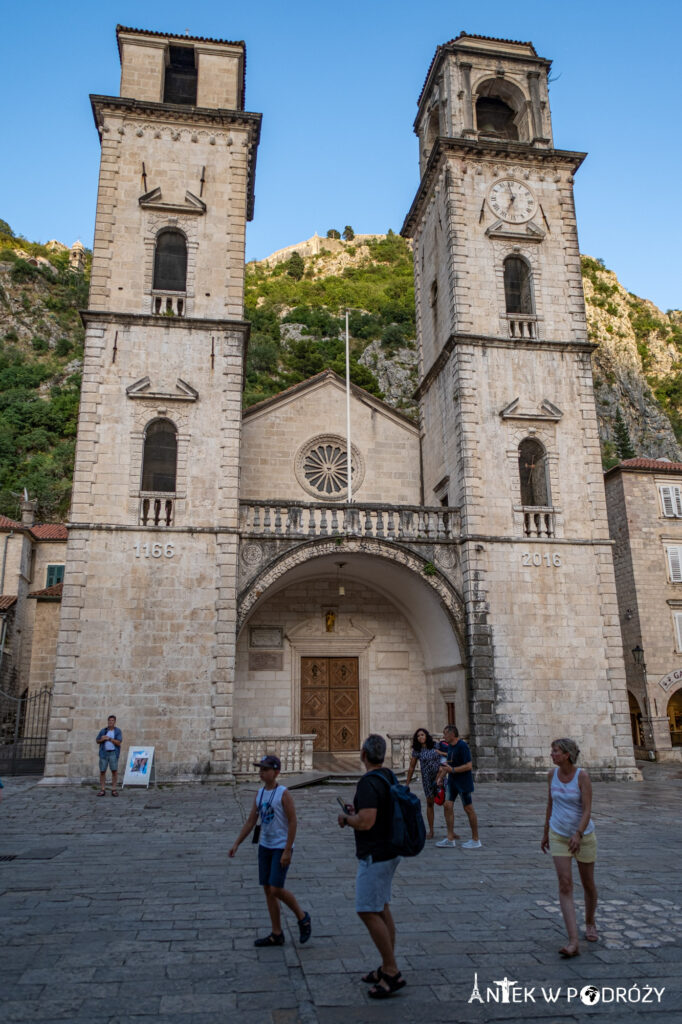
[242,369,419,434]
[485,219,545,242]
[126,377,199,401]
[499,397,563,421]
[138,188,206,214]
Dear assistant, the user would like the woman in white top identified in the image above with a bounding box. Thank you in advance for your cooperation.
[541,738,598,958]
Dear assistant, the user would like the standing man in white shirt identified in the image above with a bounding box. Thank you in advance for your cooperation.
[95,715,122,797]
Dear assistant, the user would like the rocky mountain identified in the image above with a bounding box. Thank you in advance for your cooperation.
[0,220,679,520]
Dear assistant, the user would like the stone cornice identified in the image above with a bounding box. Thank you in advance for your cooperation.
[90,94,261,133]
[90,95,262,220]
[80,309,251,335]
[414,332,595,401]
[401,138,586,237]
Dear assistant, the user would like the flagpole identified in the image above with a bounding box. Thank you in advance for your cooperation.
[345,309,352,503]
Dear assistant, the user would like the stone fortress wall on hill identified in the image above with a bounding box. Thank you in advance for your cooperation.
[255,232,387,267]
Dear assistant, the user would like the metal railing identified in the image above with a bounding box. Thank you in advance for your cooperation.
[239,501,460,541]
[0,686,53,776]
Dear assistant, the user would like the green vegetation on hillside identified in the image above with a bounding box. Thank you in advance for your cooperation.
[0,227,90,520]
[243,232,415,408]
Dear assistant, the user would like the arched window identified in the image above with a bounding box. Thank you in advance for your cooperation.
[504,256,534,315]
[518,438,550,507]
[142,419,177,493]
[476,97,518,140]
[153,230,187,292]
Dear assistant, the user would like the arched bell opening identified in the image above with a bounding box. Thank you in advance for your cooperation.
[474,77,530,142]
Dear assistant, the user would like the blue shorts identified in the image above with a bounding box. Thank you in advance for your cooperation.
[258,845,290,888]
[446,777,473,805]
[355,855,400,913]
[99,750,119,773]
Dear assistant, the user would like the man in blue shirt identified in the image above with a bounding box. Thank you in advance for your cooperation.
[96,715,122,796]
[436,725,481,849]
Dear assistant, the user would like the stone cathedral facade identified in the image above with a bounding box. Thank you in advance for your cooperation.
[43,28,638,783]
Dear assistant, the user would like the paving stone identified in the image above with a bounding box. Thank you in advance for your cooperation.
[1,771,681,1022]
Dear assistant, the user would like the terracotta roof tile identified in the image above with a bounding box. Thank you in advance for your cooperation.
[0,515,22,530]
[613,458,682,474]
[116,24,244,49]
[0,595,17,611]
[29,524,68,541]
[28,582,63,600]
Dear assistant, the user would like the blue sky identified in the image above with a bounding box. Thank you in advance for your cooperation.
[1,0,680,311]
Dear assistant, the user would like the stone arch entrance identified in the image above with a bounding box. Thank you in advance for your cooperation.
[666,687,682,748]
[234,539,466,770]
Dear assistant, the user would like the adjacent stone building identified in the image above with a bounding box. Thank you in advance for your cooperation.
[39,27,639,783]
[605,458,682,761]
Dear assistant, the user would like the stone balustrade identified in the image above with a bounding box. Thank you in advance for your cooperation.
[139,494,175,527]
[387,733,414,771]
[506,314,538,339]
[239,501,460,542]
[232,734,316,777]
[522,507,555,538]
[151,292,185,316]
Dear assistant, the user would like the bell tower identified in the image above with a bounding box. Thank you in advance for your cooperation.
[403,34,637,777]
[44,26,261,781]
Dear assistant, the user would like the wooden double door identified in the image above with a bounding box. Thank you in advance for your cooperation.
[300,657,359,752]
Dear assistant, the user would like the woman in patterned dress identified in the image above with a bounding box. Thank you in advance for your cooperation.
[405,728,443,839]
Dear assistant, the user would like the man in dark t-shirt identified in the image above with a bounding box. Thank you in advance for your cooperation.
[435,725,481,849]
[338,734,406,999]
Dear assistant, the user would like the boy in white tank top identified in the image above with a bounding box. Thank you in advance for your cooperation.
[229,754,312,947]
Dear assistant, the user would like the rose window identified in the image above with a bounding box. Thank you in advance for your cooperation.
[303,442,354,494]
[295,434,365,500]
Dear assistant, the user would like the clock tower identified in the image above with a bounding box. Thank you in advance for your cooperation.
[43,26,261,782]
[403,34,637,777]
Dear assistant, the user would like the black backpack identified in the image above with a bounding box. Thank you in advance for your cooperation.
[369,769,426,857]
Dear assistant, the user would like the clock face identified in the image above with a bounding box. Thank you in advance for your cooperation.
[488,179,537,224]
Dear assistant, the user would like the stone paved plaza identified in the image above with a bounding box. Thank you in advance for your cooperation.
[1,764,681,1024]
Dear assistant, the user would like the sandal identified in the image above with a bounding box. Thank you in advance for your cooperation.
[254,932,285,947]
[361,966,382,984]
[584,925,598,942]
[559,945,580,958]
[297,911,312,944]
[368,970,406,999]
[97,790,106,797]
[111,790,119,797]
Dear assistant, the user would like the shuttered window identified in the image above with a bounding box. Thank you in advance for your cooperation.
[660,485,682,517]
[667,546,682,583]
[46,564,65,587]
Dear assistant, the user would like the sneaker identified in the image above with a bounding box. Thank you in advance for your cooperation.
[297,911,312,944]
[461,839,482,849]
[435,838,457,848]
[254,932,285,946]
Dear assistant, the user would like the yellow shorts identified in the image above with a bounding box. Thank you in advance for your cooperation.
[549,827,597,863]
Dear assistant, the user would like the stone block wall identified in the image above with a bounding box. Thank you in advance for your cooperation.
[26,601,61,695]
